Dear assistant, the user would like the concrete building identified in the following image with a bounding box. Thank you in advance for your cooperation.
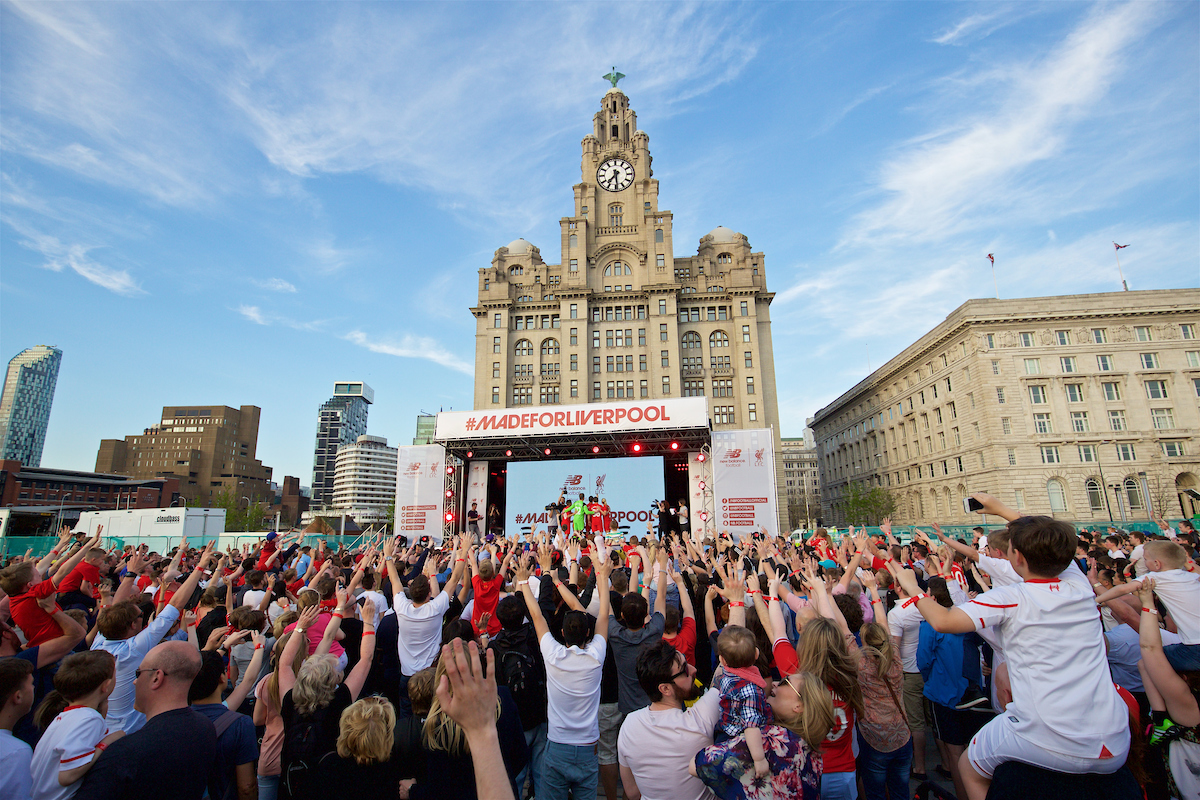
[0,345,62,467]
[811,289,1200,526]
[332,435,398,527]
[270,476,310,529]
[781,434,821,530]
[311,382,373,507]
[95,405,272,506]
[0,460,180,511]
[413,414,437,445]
[470,83,787,527]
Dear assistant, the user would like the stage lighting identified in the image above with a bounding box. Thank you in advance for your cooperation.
[505,449,513,457]
[592,445,600,453]
[697,453,707,462]
[631,443,642,453]
[445,511,455,522]
[670,441,679,450]
[446,465,455,475]
[698,480,706,490]
[544,448,551,455]
[445,489,453,498]
[699,511,709,522]
[466,451,473,459]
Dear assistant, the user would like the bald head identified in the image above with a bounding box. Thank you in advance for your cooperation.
[150,641,202,684]
[135,640,202,718]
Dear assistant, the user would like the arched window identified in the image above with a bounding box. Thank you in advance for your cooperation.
[1124,477,1144,510]
[707,286,724,292]
[609,204,623,227]
[569,234,577,248]
[1086,478,1104,511]
[718,253,733,264]
[655,229,664,243]
[604,264,612,276]
[709,331,729,348]
[509,266,523,276]
[540,338,559,356]
[514,339,533,357]
[516,295,534,302]
[1047,479,1068,513]
[681,332,702,349]
[932,490,942,518]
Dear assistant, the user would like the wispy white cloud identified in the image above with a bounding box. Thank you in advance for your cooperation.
[237,304,267,325]
[343,330,473,376]
[931,9,1014,45]
[845,3,1161,248]
[810,83,893,138]
[251,277,297,293]
[9,224,144,296]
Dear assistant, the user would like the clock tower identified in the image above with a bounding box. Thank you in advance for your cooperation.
[471,81,788,532]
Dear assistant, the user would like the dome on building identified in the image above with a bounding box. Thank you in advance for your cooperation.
[706,226,739,243]
[506,238,534,254]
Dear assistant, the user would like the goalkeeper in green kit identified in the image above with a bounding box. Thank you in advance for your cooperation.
[568,493,590,533]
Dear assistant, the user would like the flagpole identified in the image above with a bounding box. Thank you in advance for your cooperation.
[1113,245,1129,291]
[992,261,998,299]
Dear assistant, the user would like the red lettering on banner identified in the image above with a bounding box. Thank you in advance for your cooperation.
[628,407,643,422]
[508,415,520,428]
[614,408,627,424]
[645,406,659,421]
[660,405,670,421]
[479,416,495,430]
[539,412,554,427]
[603,409,615,424]
[554,412,566,426]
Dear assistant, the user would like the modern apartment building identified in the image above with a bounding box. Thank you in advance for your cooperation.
[470,84,787,526]
[413,414,437,445]
[811,289,1200,526]
[0,345,62,467]
[95,405,272,506]
[332,435,398,526]
[311,382,373,507]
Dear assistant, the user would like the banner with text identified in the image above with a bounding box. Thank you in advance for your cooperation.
[434,398,709,440]
[712,429,779,540]
[506,456,664,537]
[465,461,489,530]
[395,445,447,544]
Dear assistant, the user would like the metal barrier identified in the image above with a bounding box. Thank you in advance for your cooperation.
[0,533,372,560]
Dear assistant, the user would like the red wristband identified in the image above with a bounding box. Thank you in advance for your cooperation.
[254,644,263,650]
[362,631,376,637]
[1142,607,1158,614]
[728,601,745,607]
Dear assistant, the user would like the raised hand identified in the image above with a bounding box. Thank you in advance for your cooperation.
[295,604,320,633]
[435,639,499,741]
[361,598,377,624]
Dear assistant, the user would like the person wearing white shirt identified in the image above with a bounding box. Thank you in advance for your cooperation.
[383,539,466,712]
[887,583,930,779]
[896,497,1130,800]
[617,640,721,800]
[0,659,36,800]
[518,556,612,799]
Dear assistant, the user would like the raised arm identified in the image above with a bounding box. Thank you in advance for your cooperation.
[1138,578,1200,726]
[863,571,888,638]
[35,526,77,575]
[344,598,376,700]
[224,631,268,711]
[970,492,1021,523]
[279,605,319,697]
[891,565,976,634]
[51,531,104,586]
[516,563,551,642]
[170,542,216,611]
[653,548,668,619]
[593,557,613,640]
[929,524,980,564]
[113,552,145,604]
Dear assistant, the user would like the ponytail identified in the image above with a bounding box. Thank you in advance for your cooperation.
[34,690,69,731]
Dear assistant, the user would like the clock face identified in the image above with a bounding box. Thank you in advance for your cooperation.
[597,158,634,192]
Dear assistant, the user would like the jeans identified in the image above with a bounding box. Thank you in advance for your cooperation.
[257,773,279,800]
[856,731,913,800]
[515,722,548,799]
[820,770,859,800]
[646,583,680,612]
[541,740,598,800]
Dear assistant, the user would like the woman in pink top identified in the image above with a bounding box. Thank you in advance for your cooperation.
[255,631,307,800]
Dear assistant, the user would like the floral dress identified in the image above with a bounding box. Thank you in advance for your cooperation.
[694,723,822,800]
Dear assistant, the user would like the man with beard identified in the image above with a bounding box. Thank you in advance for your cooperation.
[617,641,720,800]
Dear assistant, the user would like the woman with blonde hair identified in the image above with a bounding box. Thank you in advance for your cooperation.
[690,575,834,800]
[278,593,377,800]
[308,696,402,793]
[399,643,528,800]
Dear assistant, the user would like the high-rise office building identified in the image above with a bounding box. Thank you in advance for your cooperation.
[413,414,437,445]
[811,289,1200,525]
[470,84,787,527]
[0,345,62,467]
[311,382,373,507]
[332,435,398,526]
[95,404,272,505]
[781,434,820,529]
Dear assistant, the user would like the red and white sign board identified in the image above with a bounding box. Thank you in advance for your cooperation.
[395,445,446,544]
[712,429,779,540]
[434,398,709,440]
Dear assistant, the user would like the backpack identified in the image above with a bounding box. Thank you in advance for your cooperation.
[493,640,547,730]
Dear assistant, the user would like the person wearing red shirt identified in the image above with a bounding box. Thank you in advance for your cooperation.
[600,500,614,535]
[587,498,604,535]
[58,547,106,616]
[0,532,102,648]
[661,567,697,667]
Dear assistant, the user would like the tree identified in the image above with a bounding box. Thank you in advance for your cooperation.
[841,482,896,526]
[211,487,269,532]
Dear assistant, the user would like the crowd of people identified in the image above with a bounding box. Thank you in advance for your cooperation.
[0,493,1197,800]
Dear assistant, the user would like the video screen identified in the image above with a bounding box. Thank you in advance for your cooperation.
[504,456,665,537]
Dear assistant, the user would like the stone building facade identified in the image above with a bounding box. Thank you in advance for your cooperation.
[470,85,787,527]
[811,289,1200,526]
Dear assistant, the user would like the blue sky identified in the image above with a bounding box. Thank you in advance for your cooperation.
[2,1,1197,485]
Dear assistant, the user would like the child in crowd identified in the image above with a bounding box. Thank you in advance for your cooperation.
[0,534,100,648]
[715,625,772,777]
[30,650,124,800]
